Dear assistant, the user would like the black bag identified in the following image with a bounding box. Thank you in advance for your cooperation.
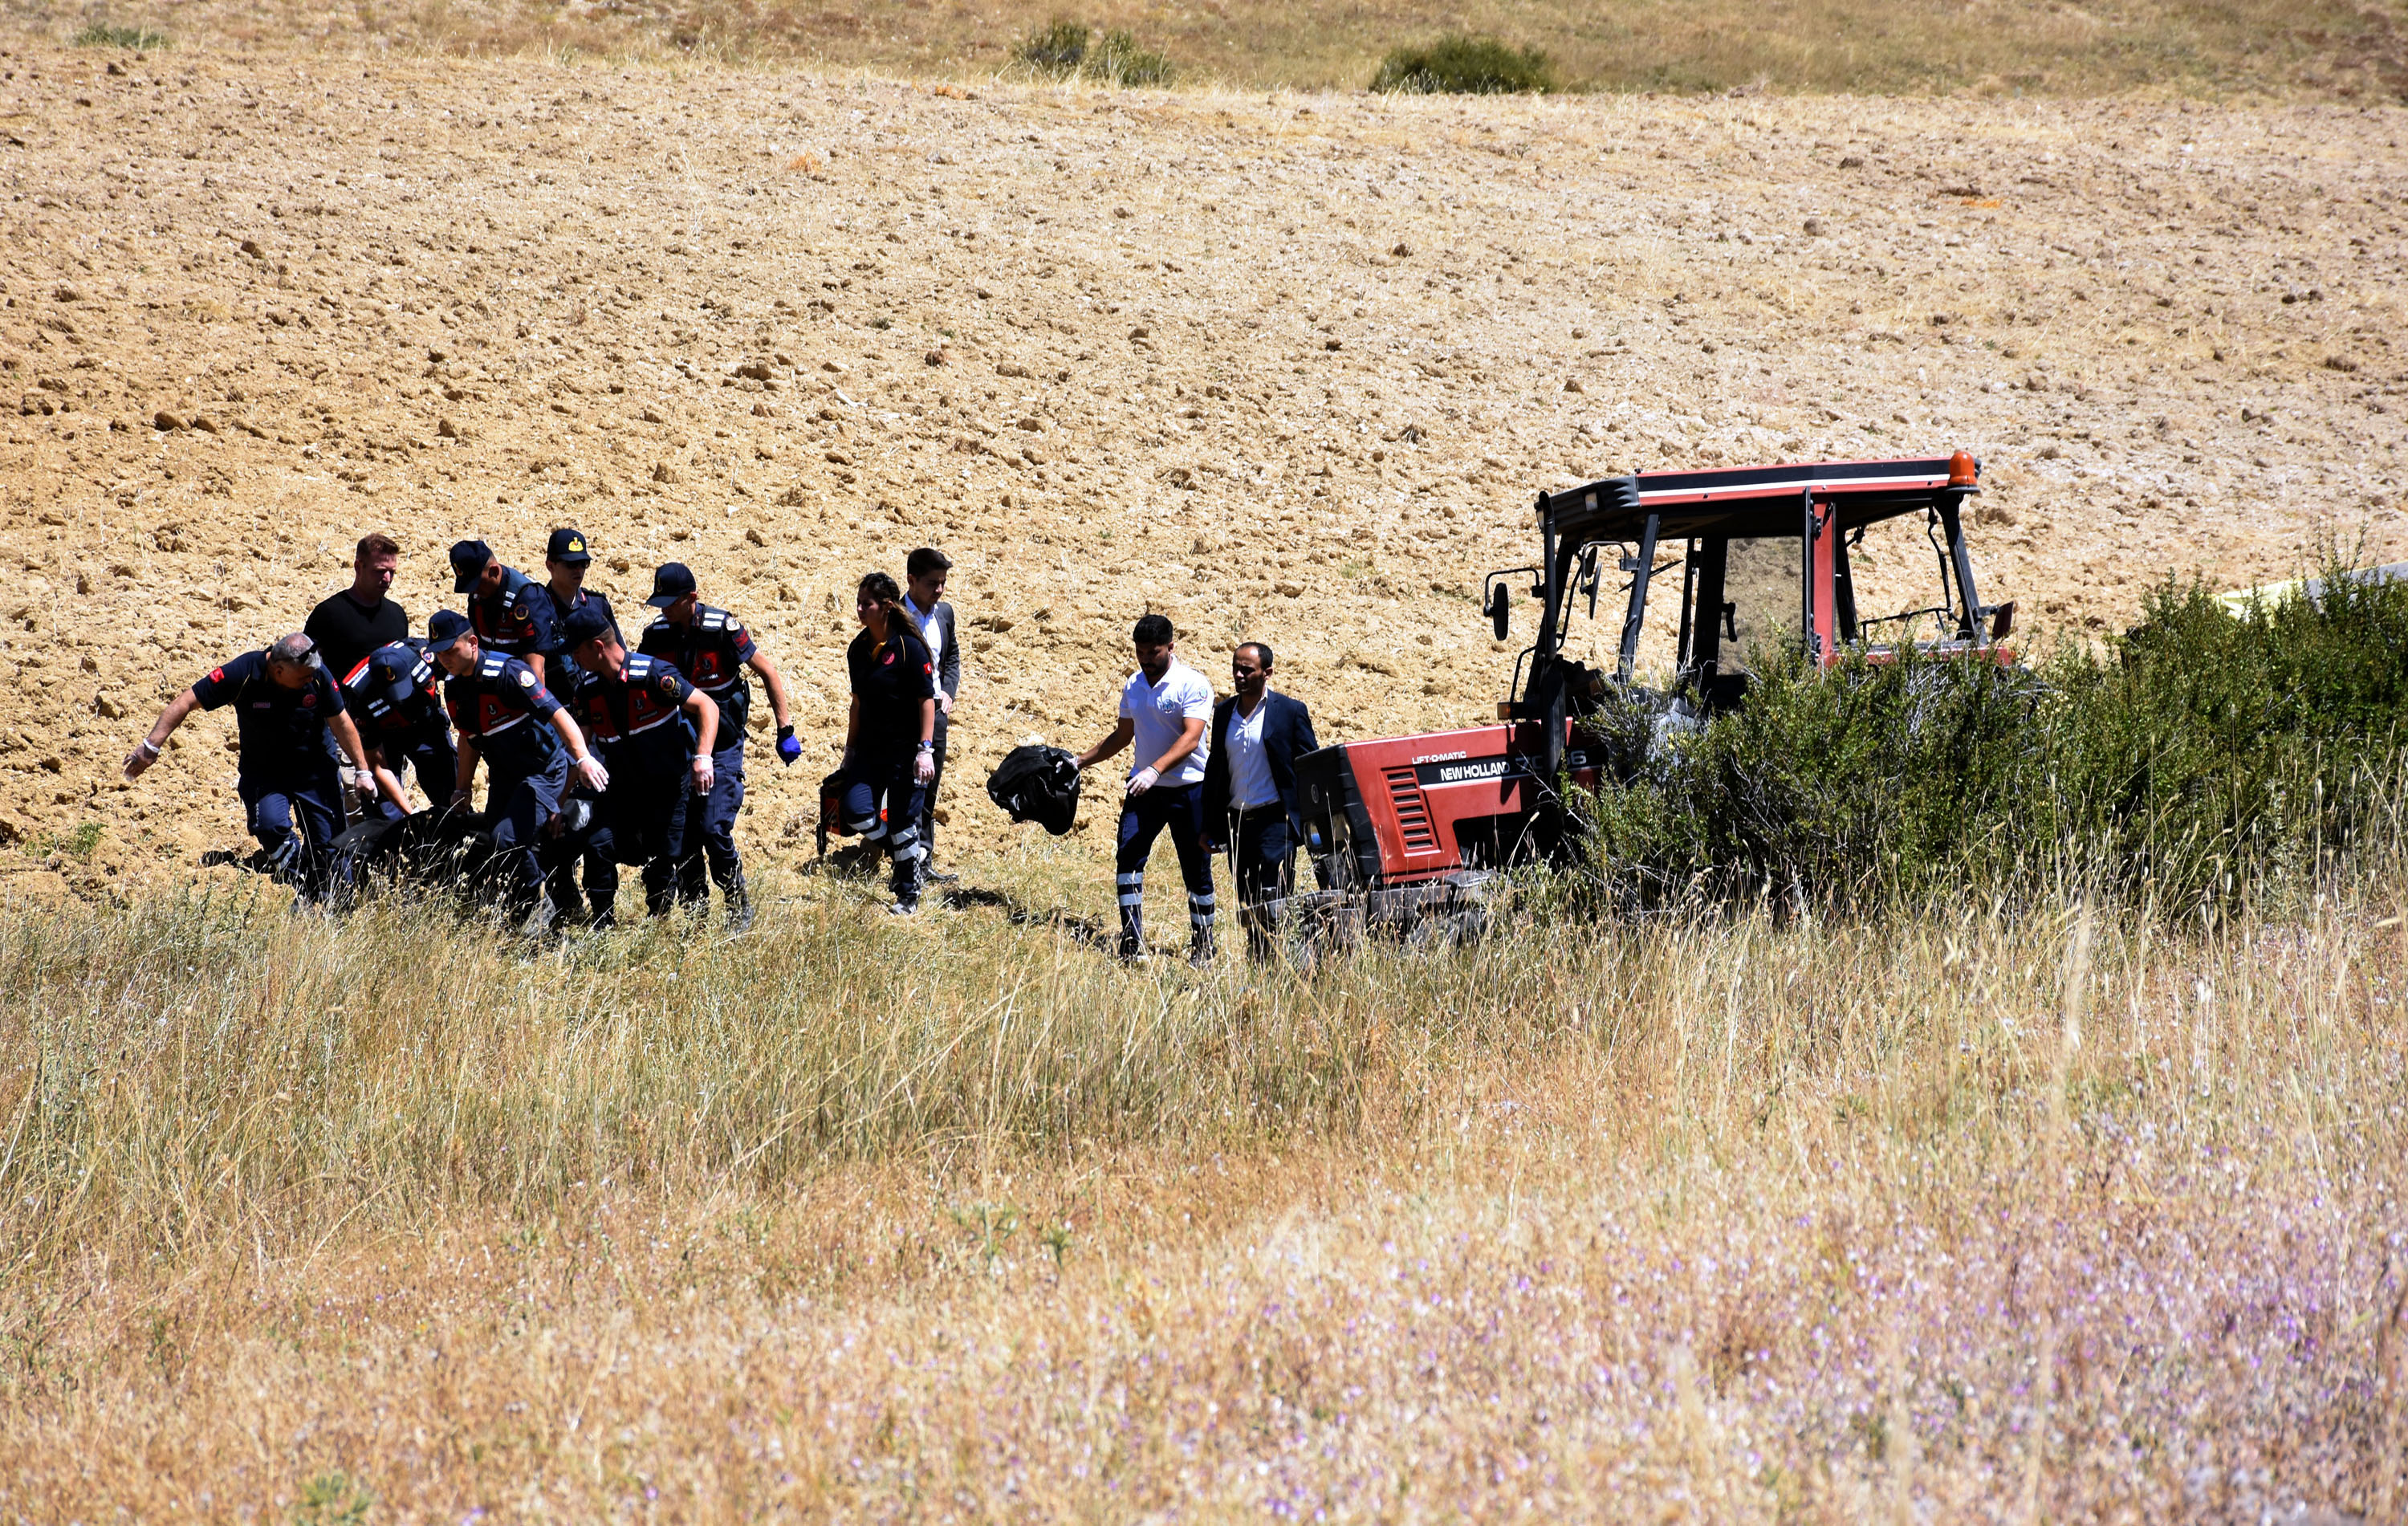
[985,745,1083,836]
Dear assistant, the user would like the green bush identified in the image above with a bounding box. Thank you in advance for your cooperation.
[71,22,169,49]
[1370,35,1556,95]
[1018,20,1174,86]
[1573,563,2408,916]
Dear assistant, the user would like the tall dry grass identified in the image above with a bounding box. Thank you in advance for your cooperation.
[20,0,2408,100]
[0,852,2402,1516]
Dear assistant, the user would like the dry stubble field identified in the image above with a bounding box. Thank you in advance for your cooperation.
[0,31,2406,1524]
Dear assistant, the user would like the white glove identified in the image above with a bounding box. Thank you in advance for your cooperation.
[692,755,715,796]
[574,755,610,792]
[913,749,937,785]
[1126,765,1159,797]
[351,768,379,800]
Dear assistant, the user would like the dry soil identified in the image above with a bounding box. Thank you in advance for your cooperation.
[2,43,2404,889]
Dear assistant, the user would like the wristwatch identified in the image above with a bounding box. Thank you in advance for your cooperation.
[916,739,935,751]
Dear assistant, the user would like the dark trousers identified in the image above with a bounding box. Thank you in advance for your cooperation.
[1227,807,1296,961]
[605,771,689,917]
[840,750,927,899]
[674,741,746,908]
[238,764,344,901]
[372,735,459,823]
[543,791,620,924]
[486,751,568,914]
[1114,782,1215,955]
[916,712,948,865]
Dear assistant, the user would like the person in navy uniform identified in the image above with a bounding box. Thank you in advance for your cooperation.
[535,527,620,925]
[559,602,721,919]
[449,538,559,686]
[426,609,608,930]
[1201,641,1320,962]
[537,526,618,679]
[838,572,939,915]
[340,638,456,821]
[637,561,799,931]
[123,632,379,899]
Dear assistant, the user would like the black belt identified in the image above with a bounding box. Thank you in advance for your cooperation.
[1230,801,1284,820]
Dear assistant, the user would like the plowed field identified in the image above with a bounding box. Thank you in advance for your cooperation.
[2,43,2402,889]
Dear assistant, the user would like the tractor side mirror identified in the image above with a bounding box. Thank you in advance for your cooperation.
[1988,600,2016,641]
[1487,584,1511,641]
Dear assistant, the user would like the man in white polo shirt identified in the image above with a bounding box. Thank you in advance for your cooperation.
[1074,612,1218,965]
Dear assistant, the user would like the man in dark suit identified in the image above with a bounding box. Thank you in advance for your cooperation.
[1202,641,1320,962]
[904,546,963,881]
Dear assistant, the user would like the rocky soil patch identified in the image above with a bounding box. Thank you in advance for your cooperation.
[1,44,2402,889]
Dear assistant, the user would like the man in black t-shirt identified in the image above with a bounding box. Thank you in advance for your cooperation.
[304,532,409,686]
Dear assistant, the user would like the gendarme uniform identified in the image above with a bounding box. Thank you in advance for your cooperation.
[534,531,621,926]
[468,564,555,664]
[191,646,350,890]
[637,564,758,917]
[341,640,455,822]
[443,646,568,913]
[568,646,701,918]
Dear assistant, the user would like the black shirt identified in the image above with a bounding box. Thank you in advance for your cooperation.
[847,623,936,755]
[305,588,409,684]
[192,650,349,775]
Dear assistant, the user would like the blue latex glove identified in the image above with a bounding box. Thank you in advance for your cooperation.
[776,725,802,766]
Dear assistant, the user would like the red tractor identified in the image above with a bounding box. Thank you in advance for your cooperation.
[1290,450,2015,937]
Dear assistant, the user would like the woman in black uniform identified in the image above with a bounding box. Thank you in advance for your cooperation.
[840,571,939,914]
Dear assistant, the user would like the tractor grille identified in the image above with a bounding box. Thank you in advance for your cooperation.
[1383,767,1440,854]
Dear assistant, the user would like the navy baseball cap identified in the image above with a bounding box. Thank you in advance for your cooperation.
[426,609,473,653]
[559,603,614,649]
[367,645,421,708]
[448,539,493,593]
[546,527,592,566]
[646,562,698,608]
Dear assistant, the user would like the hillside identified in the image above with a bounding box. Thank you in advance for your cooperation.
[0,43,2402,889]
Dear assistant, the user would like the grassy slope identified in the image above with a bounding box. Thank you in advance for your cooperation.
[0,869,2400,1515]
[12,0,2408,100]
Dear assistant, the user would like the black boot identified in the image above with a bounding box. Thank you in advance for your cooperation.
[722,871,754,934]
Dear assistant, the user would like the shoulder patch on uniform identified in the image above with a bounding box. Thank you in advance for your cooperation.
[209,666,225,683]
[657,671,682,696]
[516,668,535,688]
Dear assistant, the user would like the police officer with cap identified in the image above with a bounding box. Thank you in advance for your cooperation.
[449,539,560,687]
[538,527,619,677]
[535,527,620,926]
[340,637,456,821]
[426,609,608,931]
[124,633,379,900]
[637,561,798,932]
[559,601,720,919]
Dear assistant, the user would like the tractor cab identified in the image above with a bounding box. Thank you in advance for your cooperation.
[1287,451,2015,935]
[1489,451,2012,736]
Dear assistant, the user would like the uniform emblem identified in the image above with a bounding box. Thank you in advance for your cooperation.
[511,596,531,620]
[516,669,536,688]
[567,536,584,553]
[209,667,226,683]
